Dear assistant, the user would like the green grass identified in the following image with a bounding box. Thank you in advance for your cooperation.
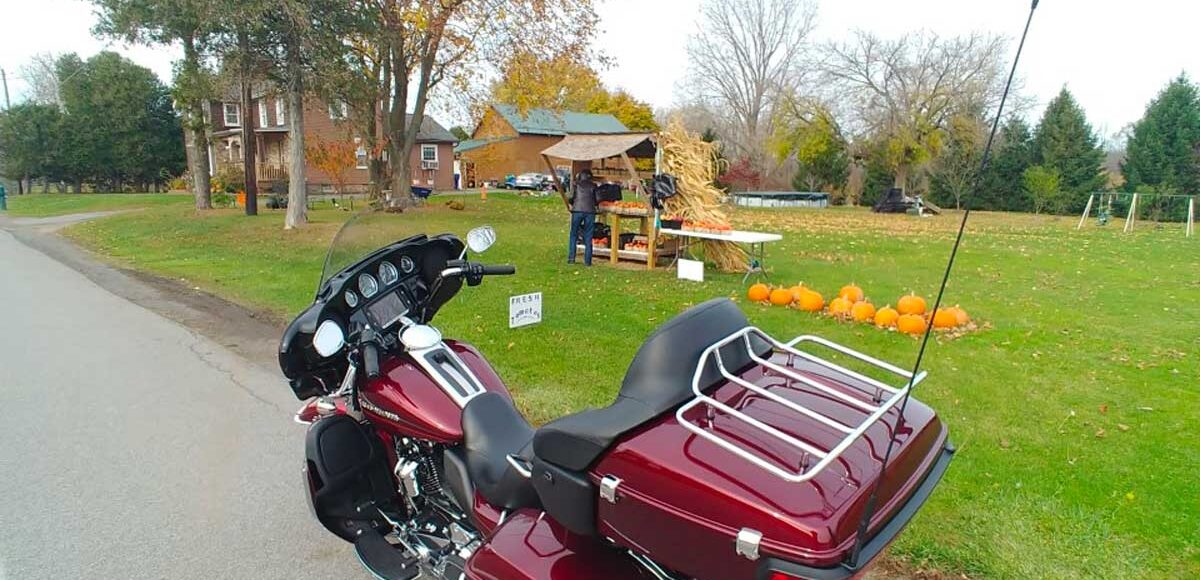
[3,192,191,217]
[63,193,1198,579]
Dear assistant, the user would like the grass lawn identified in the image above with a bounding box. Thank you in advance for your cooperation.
[63,193,1197,579]
[3,192,191,217]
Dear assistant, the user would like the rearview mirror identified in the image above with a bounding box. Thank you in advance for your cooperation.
[467,225,497,254]
[313,320,345,358]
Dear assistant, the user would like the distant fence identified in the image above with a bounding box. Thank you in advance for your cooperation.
[733,191,830,209]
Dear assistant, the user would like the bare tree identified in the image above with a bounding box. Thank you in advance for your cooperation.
[684,0,818,182]
[824,31,1010,192]
[20,53,62,107]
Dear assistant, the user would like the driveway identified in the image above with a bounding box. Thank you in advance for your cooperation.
[0,223,367,579]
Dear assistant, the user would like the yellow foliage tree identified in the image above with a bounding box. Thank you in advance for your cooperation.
[306,135,357,195]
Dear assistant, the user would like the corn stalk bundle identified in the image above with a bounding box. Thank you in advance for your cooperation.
[659,118,748,272]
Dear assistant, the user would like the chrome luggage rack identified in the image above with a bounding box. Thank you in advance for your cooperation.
[674,327,926,483]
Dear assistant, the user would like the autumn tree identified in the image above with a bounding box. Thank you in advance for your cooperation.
[824,31,1009,193]
[364,0,598,207]
[489,48,603,112]
[770,97,849,193]
[93,0,218,208]
[306,136,358,195]
[685,0,817,180]
[929,112,987,209]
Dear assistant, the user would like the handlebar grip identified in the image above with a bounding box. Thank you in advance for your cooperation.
[481,264,516,276]
[362,342,381,379]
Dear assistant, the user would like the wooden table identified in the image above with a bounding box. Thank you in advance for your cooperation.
[578,208,665,269]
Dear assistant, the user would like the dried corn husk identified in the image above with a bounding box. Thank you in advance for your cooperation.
[659,118,748,272]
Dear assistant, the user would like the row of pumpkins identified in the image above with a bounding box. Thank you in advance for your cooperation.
[747,282,971,335]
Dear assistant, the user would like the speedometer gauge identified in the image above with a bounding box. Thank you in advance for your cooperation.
[379,261,399,286]
[399,255,415,274]
[344,290,359,308]
[358,273,379,298]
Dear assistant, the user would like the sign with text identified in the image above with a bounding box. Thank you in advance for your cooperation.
[508,292,543,328]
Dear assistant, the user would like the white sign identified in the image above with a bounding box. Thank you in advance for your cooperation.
[677,259,705,282]
[509,292,543,328]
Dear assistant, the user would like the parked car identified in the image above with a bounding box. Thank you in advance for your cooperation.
[513,172,545,190]
[501,174,517,189]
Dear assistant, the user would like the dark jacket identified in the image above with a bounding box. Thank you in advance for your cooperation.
[571,177,597,213]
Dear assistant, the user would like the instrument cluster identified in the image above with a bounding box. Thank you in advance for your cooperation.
[341,253,419,329]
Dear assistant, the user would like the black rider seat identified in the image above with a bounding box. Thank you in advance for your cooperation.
[533,298,772,471]
[459,392,540,510]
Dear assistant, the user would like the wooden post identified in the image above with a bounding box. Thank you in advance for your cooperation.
[1077,193,1094,229]
[543,154,570,211]
[619,152,656,268]
[1123,193,1139,233]
[1187,197,1195,237]
[610,213,621,264]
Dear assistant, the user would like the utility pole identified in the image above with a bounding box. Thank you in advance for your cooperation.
[1,67,11,110]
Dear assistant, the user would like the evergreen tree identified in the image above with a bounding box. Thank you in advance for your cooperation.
[977,117,1034,211]
[1032,88,1105,212]
[1122,74,1200,195]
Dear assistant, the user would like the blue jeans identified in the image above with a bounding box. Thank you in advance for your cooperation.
[568,211,595,265]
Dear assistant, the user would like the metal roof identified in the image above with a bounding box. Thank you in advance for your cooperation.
[493,104,628,136]
[454,135,516,154]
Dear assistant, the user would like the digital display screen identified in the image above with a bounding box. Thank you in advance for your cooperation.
[366,291,408,328]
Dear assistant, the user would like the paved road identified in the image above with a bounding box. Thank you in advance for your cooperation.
[0,227,368,579]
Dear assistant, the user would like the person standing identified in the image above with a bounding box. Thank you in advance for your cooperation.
[567,170,598,265]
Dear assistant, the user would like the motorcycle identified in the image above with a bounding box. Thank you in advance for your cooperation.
[279,206,955,580]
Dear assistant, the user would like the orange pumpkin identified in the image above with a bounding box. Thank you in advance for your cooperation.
[769,288,794,306]
[897,313,927,335]
[874,306,899,328]
[950,305,970,326]
[850,301,876,323]
[747,283,770,302]
[789,285,807,302]
[797,289,825,312]
[897,293,927,316]
[828,296,854,317]
[932,308,958,329]
[838,284,865,303]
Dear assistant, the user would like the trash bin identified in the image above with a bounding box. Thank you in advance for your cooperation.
[0,183,7,211]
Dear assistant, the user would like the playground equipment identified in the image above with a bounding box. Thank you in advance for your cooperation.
[1077,192,1195,237]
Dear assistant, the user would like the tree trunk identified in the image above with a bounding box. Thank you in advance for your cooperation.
[42,178,50,193]
[893,165,908,192]
[182,36,212,210]
[72,179,82,193]
[17,176,24,195]
[238,29,258,216]
[284,42,307,230]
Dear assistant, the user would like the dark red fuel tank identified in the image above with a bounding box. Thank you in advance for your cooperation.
[359,340,512,442]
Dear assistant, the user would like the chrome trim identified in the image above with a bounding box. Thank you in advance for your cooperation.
[408,341,486,408]
[599,475,621,504]
[506,455,532,478]
[735,528,762,561]
[674,326,925,484]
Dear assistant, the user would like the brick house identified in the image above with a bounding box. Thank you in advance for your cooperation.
[455,104,628,187]
[206,91,457,193]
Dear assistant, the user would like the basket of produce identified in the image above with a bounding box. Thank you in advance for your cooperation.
[682,220,733,235]
[598,201,650,216]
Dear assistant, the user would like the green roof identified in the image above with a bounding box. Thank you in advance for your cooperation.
[493,104,628,136]
[454,136,515,154]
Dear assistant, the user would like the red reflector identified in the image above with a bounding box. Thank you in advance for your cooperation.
[769,573,801,580]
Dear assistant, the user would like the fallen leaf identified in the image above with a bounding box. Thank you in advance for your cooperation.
[999,438,1011,449]
[1125,491,1136,501]
[1095,428,1106,439]
[1117,423,1130,432]
[1098,404,1108,414]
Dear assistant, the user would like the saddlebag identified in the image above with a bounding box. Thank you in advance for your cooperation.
[589,330,953,580]
[304,414,398,542]
[464,509,646,580]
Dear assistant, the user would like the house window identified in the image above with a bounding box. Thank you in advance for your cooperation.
[276,99,286,126]
[356,145,368,169]
[328,101,348,121]
[223,103,240,127]
[258,101,268,128]
[421,144,438,162]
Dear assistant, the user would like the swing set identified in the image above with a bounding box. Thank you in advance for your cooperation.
[1077,191,1196,237]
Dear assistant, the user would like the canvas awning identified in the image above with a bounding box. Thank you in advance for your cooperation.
[539,133,656,161]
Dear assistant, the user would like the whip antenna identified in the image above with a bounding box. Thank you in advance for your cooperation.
[848,0,1041,567]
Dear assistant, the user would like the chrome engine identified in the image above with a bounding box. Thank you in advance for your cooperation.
[387,437,479,578]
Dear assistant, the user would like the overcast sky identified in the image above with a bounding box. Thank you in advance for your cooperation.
[2,0,1196,142]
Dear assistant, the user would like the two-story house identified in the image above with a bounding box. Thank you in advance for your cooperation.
[205,88,457,193]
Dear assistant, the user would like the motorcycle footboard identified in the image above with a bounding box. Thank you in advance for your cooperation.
[355,528,419,580]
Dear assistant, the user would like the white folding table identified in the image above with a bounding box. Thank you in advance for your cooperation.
[659,228,783,282]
